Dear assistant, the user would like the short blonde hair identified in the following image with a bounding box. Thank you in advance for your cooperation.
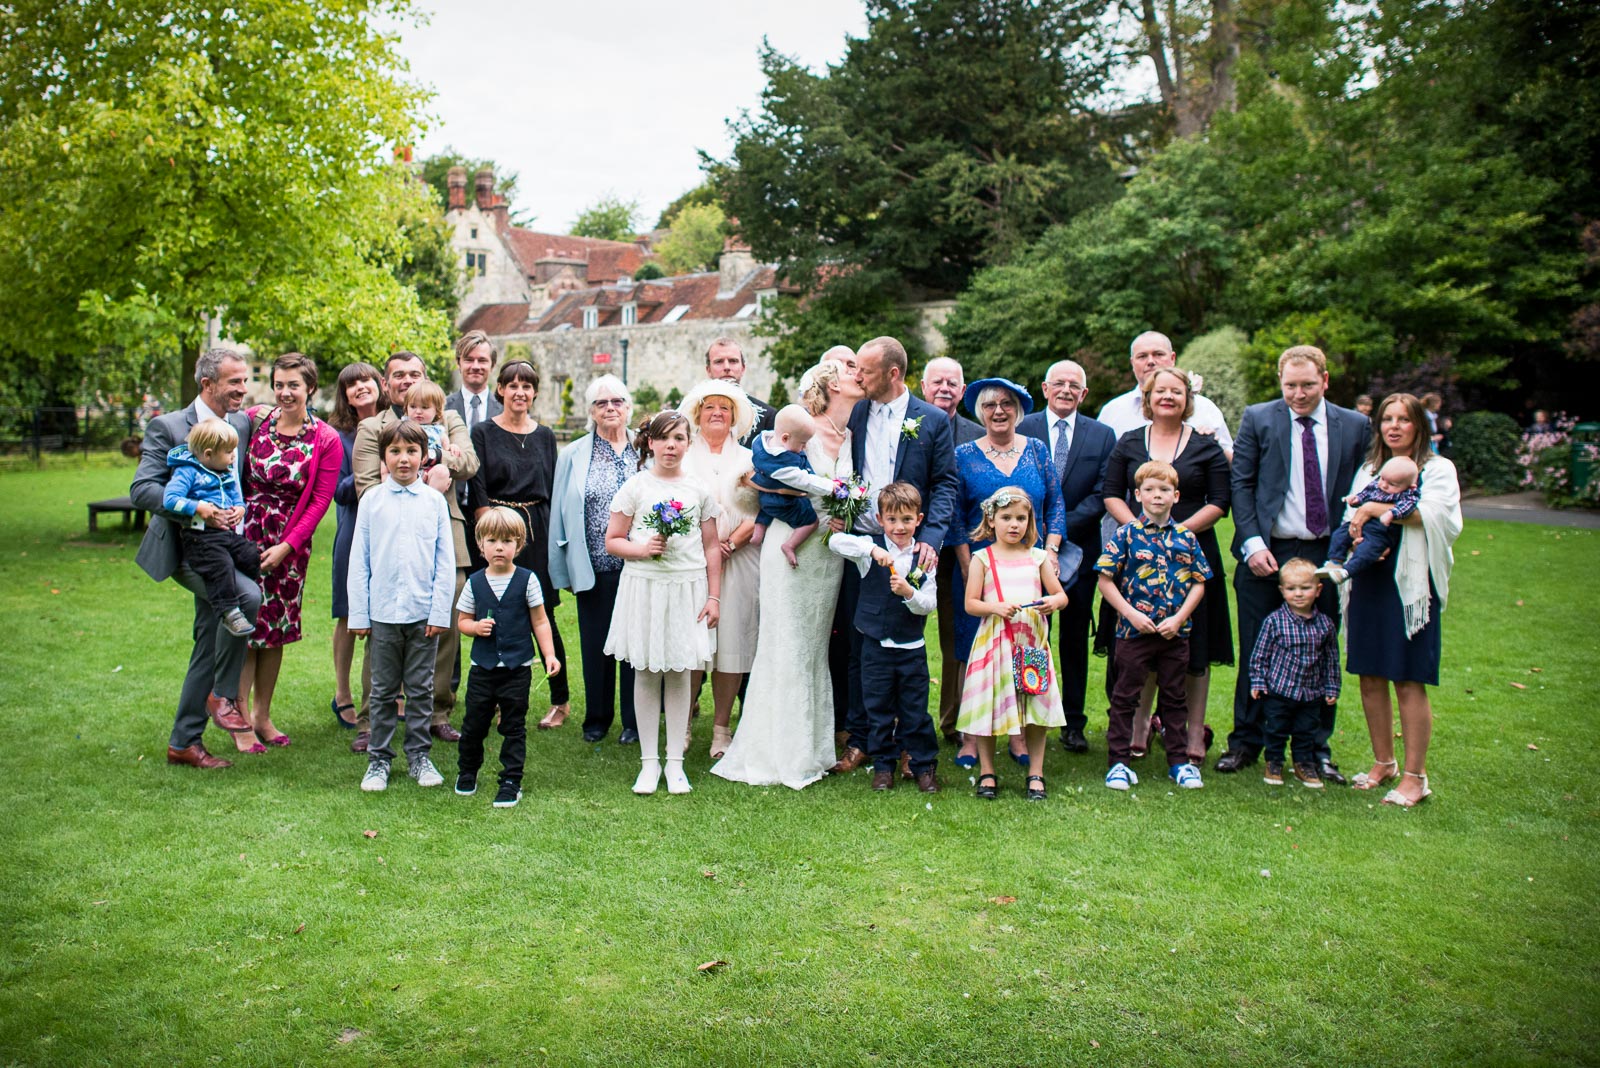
[1140,368,1194,421]
[405,380,446,417]
[1278,345,1327,376]
[475,506,527,547]
[187,418,238,455]
[1278,557,1319,586]
[1134,459,1180,489]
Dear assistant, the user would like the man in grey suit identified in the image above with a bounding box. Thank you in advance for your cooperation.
[1217,345,1370,780]
[920,356,983,741]
[130,347,259,768]
[1018,359,1117,754]
[444,330,502,568]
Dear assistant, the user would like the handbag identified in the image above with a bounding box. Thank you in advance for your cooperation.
[985,547,1052,697]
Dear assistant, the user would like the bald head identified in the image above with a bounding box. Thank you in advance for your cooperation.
[920,356,964,416]
[1129,331,1176,385]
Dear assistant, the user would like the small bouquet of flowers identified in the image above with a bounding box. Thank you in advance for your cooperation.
[821,474,872,544]
[643,498,695,557]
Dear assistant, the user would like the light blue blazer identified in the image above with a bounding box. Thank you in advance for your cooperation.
[548,433,598,593]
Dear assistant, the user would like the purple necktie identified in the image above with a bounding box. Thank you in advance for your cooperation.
[1299,415,1327,536]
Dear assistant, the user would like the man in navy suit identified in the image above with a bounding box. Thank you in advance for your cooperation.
[706,337,777,447]
[1217,345,1370,781]
[444,329,503,570]
[828,336,959,774]
[129,348,260,769]
[1018,359,1116,754]
[920,356,983,741]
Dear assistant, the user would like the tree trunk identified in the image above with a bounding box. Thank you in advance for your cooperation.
[180,338,200,407]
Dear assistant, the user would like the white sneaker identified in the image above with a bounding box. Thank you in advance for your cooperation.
[1315,563,1349,585]
[221,607,254,637]
[1105,763,1138,791]
[361,761,390,792]
[633,758,662,795]
[665,759,692,795]
[409,755,443,788]
[1170,762,1204,789]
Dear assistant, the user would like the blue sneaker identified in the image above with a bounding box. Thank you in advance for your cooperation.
[1170,762,1204,789]
[1105,763,1138,791]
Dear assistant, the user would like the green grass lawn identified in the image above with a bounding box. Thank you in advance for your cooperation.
[2,461,1597,1066]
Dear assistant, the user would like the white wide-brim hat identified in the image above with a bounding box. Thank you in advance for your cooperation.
[679,378,756,442]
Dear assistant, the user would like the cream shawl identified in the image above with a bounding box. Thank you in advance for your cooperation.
[1341,455,1463,638]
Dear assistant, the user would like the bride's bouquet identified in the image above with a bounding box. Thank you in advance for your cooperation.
[643,498,695,557]
[821,474,871,544]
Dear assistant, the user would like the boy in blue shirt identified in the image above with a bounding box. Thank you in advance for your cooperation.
[454,506,562,808]
[348,419,456,793]
[162,418,260,637]
[1095,460,1212,792]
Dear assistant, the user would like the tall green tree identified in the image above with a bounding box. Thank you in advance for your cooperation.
[0,0,451,406]
[653,203,727,276]
[570,195,641,241]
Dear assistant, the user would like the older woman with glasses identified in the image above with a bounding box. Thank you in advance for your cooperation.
[549,374,640,744]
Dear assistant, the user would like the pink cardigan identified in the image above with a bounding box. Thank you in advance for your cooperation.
[245,405,344,553]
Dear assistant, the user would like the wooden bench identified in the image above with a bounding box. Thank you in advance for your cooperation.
[88,496,147,533]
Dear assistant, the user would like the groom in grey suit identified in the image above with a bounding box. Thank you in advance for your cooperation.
[1218,345,1370,778]
[129,347,260,768]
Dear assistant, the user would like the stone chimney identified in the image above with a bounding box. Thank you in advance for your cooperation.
[718,248,757,297]
[447,166,466,211]
[474,168,494,211]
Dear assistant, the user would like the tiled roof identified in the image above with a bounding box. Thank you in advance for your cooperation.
[496,222,653,286]
[532,266,789,332]
[458,302,536,336]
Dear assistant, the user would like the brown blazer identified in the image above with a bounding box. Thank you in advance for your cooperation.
[352,409,479,567]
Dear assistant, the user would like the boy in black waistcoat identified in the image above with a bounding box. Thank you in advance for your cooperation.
[828,482,941,793]
[455,507,561,807]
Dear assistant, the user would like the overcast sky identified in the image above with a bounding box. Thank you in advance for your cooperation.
[391,0,868,233]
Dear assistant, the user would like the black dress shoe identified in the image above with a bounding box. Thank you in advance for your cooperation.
[582,728,605,743]
[1061,727,1089,753]
[1214,749,1257,773]
[618,728,639,745]
[1319,760,1349,787]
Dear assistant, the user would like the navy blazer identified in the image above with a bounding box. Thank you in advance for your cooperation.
[1230,399,1371,560]
[1018,410,1117,553]
[848,392,960,550]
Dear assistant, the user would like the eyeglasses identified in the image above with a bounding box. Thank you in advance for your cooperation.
[592,398,627,408]
[1045,381,1085,391]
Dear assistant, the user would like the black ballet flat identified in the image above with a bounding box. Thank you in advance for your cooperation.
[1026,774,1047,802]
[976,773,999,800]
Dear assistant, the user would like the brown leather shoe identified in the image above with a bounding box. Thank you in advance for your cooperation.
[167,743,232,769]
[916,770,940,794]
[430,722,462,743]
[206,693,251,734]
[350,731,370,754]
[871,768,894,791]
[829,746,867,774]
[898,751,914,781]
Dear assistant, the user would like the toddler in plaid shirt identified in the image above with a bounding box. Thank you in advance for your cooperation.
[1248,558,1341,788]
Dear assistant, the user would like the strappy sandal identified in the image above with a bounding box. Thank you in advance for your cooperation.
[538,704,569,730]
[1026,774,1047,802]
[1382,771,1432,808]
[975,773,998,800]
[1352,758,1399,791]
[331,699,357,729]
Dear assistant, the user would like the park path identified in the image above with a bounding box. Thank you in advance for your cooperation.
[1462,490,1600,530]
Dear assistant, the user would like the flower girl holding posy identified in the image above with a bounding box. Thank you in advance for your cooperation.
[957,487,1070,801]
[603,410,723,796]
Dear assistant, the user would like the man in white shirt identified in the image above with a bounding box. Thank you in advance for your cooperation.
[1097,331,1235,453]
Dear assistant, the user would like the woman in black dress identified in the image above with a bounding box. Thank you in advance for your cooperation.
[468,361,571,728]
[1102,367,1232,765]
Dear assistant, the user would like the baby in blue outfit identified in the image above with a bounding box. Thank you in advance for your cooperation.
[750,405,839,567]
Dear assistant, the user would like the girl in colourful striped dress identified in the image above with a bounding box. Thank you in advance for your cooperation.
[957,487,1070,800]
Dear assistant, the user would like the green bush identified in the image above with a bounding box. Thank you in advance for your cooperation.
[1451,411,1523,493]
[1179,326,1249,433]
[664,387,684,409]
[768,379,790,407]
[632,382,663,412]
[1530,440,1600,509]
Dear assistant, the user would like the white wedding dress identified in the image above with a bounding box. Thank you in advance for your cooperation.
[711,432,850,790]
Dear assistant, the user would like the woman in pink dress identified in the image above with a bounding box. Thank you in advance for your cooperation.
[234,352,342,751]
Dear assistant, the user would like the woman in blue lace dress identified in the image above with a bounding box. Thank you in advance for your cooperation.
[949,378,1070,768]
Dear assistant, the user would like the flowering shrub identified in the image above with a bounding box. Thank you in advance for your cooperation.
[1518,413,1600,508]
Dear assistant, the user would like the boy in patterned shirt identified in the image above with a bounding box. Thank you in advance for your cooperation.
[1095,460,1212,792]
[1248,558,1341,788]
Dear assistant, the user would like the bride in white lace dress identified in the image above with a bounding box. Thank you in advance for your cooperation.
[712,354,863,789]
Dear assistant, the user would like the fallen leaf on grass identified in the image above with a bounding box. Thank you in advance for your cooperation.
[701,870,716,879]
[50,589,59,594]
[1516,599,1524,606]
[337,1029,361,1044]
[1470,550,1480,555]
[1091,1041,1100,1049]
[988,896,1017,905]
[294,923,306,934]
[112,665,123,673]
[1527,744,1540,751]
[362,830,378,839]
[1510,682,1527,690]
[1529,667,1543,673]
[390,983,400,991]
[91,900,107,906]
[697,960,729,973]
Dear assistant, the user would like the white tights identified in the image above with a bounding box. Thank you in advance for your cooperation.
[633,669,691,763]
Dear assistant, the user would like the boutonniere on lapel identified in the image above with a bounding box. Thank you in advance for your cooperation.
[900,416,923,441]
[903,562,928,589]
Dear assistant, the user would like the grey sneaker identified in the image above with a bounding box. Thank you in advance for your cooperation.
[221,607,254,637]
[360,760,390,792]
[409,754,444,788]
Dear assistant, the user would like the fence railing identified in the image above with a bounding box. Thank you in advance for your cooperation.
[0,406,149,461]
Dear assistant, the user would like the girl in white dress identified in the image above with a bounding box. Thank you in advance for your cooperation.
[603,411,723,795]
